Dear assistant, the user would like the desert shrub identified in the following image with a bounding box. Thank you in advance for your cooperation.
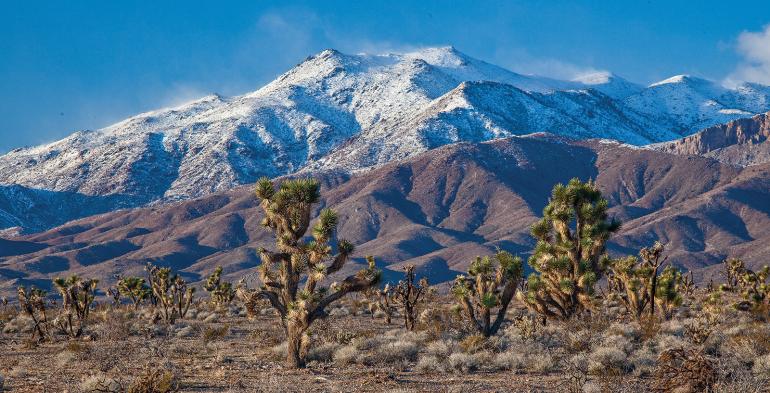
[652,347,717,393]
[306,342,341,363]
[518,179,620,321]
[448,352,484,373]
[127,365,178,393]
[80,374,122,392]
[201,324,229,343]
[588,346,629,375]
[629,346,657,377]
[235,177,381,368]
[98,309,132,341]
[752,354,770,379]
[493,351,526,371]
[333,344,360,365]
[415,355,446,372]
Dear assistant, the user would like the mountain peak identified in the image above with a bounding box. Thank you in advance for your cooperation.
[403,46,468,68]
[648,74,714,88]
[572,71,617,85]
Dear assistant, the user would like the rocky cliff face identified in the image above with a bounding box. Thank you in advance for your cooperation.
[653,112,770,166]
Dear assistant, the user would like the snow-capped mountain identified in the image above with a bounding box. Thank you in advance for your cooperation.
[1,46,769,232]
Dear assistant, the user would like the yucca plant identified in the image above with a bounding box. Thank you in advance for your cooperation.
[17,286,49,340]
[236,177,380,368]
[118,276,152,310]
[517,178,620,321]
[655,265,684,320]
[607,242,666,321]
[146,263,195,324]
[453,250,523,337]
[203,266,235,307]
[52,275,98,338]
[392,265,430,331]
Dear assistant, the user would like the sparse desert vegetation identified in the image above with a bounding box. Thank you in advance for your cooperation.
[1,178,770,392]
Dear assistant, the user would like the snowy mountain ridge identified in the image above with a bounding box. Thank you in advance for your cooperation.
[1,46,769,232]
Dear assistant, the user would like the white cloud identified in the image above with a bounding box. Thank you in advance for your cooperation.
[726,24,770,86]
[490,47,607,81]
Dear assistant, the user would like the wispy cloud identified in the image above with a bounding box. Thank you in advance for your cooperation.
[490,47,608,81]
[725,24,770,86]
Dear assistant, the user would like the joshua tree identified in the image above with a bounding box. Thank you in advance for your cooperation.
[52,275,98,338]
[17,286,49,340]
[607,242,666,320]
[517,178,620,321]
[236,177,381,368]
[203,266,236,307]
[369,282,396,324]
[721,258,746,291]
[453,250,523,337]
[719,258,770,316]
[655,265,684,320]
[392,265,430,331]
[146,263,195,324]
[118,276,152,310]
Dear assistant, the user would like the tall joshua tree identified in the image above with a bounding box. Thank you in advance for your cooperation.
[518,178,620,321]
[237,177,380,368]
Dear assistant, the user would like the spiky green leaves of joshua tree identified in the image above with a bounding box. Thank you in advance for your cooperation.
[237,177,381,368]
[718,258,770,318]
[452,250,523,337]
[52,275,98,338]
[203,266,235,307]
[146,263,195,325]
[517,178,620,321]
[607,241,667,321]
[117,276,152,309]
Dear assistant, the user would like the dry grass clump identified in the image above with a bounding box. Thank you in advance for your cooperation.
[127,365,178,393]
[80,374,122,392]
[651,347,716,392]
[332,329,424,368]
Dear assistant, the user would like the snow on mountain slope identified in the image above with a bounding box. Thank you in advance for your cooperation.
[1,46,770,232]
[572,71,643,99]
[624,75,759,136]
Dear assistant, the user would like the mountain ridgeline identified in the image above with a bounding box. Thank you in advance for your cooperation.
[1,46,770,232]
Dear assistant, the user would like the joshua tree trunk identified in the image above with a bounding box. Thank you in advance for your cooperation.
[286,322,307,368]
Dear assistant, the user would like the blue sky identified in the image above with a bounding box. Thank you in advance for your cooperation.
[1,0,769,152]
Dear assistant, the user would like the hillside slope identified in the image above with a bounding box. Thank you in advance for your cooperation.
[2,135,768,296]
[1,47,769,232]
